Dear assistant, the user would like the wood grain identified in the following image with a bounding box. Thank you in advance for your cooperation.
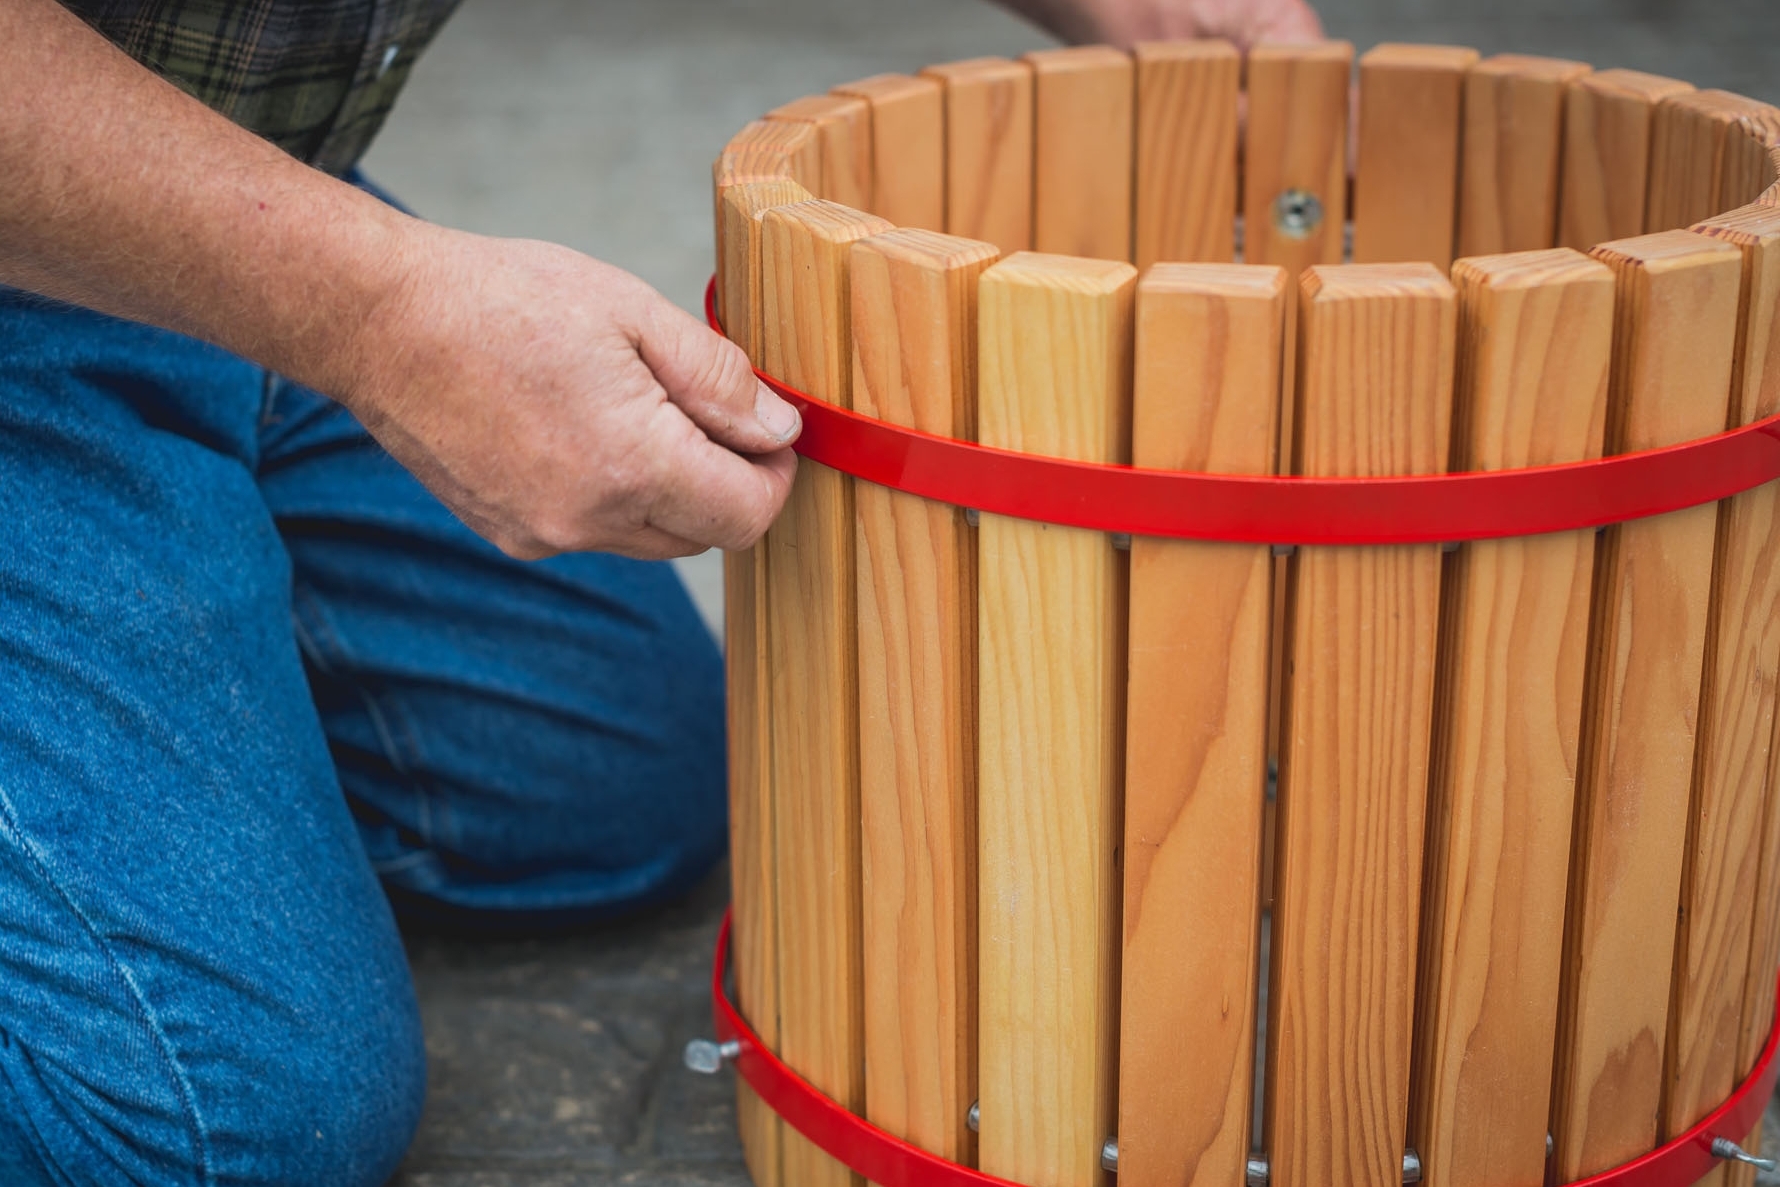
[759,198,893,1187]
[832,74,946,231]
[1645,90,1771,234]
[1716,107,1780,215]
[714,175,808,1187]
[1411,249,1613,1187]
[1267,263,1456,1187]
[713,121,821,292]
[1684,206,1780,1124]
[851,228,998,1167]
[921,58,1034,255]
[1117,264,1286,1187]
[1551,230,1744,1181]
[768,93,873,210]
[977,251,1135,1187]
[1243,41,1353,277]
[1559,69,1695,251]
[1026,46,1134,262]
[718,179,812,363]
[1459,54,1592,257]
[1352,44,1478,268]
[1133,40,1239,267]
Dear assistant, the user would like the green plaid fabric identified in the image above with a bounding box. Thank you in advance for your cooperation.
[63,0,462,174]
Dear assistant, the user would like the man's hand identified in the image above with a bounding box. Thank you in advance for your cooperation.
[0,0,796,563]
[992,0,1322,48]
[346,228,799,561]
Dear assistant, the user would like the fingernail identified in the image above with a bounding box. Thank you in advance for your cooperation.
[755,384,801,443]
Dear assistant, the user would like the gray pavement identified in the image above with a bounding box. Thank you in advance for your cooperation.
[364,1,1780,1182]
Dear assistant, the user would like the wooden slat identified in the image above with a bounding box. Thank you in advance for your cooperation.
[1458,54,1592,258]
[1243,41,1353,277]
[1717,110,1780,214]
[714,176,810,1187]
[1559,69,1695,251]
[920,58,1034,256]
[768,94,873,210]
[713,121,821,290]
[1133,40,1239,267]
[1410,248,1614,1187]
[851,228,999,1166]
[832,74,946,231]
[718,179,813,361]
[1691,206,1780,1103]
[1664,206,1780,1160]
[1646,90,1772,234]
[1266,263,1456,1187]
[1117,263,1286,1187]
[1352,44,1478,268]
[1026,46,1135,261]
[977,251,1135,1187]
[760,198,893,1187]
[1551,229,1744,1181]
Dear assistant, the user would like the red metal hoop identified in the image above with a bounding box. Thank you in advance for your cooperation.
[706,278,1780,545]
[710,911,1780,1187]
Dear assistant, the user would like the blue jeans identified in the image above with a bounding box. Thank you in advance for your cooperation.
[0,279,728,1181]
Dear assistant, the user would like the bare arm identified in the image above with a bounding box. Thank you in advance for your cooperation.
[989,0,1322,46]
[0,0,798,560]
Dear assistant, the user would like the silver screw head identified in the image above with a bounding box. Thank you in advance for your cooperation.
[1272,188,1324,240]
[682,1039,737,1074]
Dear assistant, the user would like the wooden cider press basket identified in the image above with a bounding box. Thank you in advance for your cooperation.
[699,39,1780,1187]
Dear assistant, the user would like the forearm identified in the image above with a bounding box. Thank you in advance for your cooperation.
[0,0,414,398]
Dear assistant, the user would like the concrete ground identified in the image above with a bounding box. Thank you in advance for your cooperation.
[362,1,1780,1183]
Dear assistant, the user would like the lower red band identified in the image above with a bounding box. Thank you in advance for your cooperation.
[710,912,1780,1187]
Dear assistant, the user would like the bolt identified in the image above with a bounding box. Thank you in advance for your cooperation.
[682,1039,740,1074]
[1272,188,1324,240]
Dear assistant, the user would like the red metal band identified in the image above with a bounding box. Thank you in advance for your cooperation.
[710,910,1780,1187]
[707,278,1780,545]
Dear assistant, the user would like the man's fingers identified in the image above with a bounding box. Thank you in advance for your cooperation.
[644,408,798,551]
[1251,0,1323,42]
[634,294,802,457]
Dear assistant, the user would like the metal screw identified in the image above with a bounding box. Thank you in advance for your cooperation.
[1101,1137,1119,1173]
[1547,1133,1555,1159]
[967,1100,981,1132]
[1271,188,1324,240]
[1711,1136,1779,1172]
[1246,1155,1270,1187]
[682,1038,741,1075]
[964,508,981,528]
[1402,1148,1423,1184]
[1111,532,1132,552]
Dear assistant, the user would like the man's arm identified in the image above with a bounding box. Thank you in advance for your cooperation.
[0,0,799,560]
[990,0,1321,46]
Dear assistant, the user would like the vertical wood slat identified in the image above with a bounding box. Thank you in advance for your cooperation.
[1664,205,1780,1181]
[760,199,893,1187]
[715,177,811,1187]
[713,121,821,296]
[1716,110,1780,215]
[1266,263,1457,1187]
[920,57,1034,256]
[1132,40,1239,268]
[851,228,999,1168]
[1550,229,1745,1182]
[1690,204,1780,1113]
[1352,44,1479,268]
[831,74,946,231]
[1117,264,1285,1187]
[1243,41,1354,277]
[768,93,873,211]
[1459,54,1593,258]
[977,251,1136,1187]
[1410,249,1614,1187]
[1026,46,1134,262]
[1559,69,1696,251]
[1645,91,1772,234]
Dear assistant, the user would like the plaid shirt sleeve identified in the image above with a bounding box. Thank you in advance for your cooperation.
[60,0,463,175]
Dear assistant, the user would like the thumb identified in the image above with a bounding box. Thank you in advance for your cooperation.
[635,292,802,455]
